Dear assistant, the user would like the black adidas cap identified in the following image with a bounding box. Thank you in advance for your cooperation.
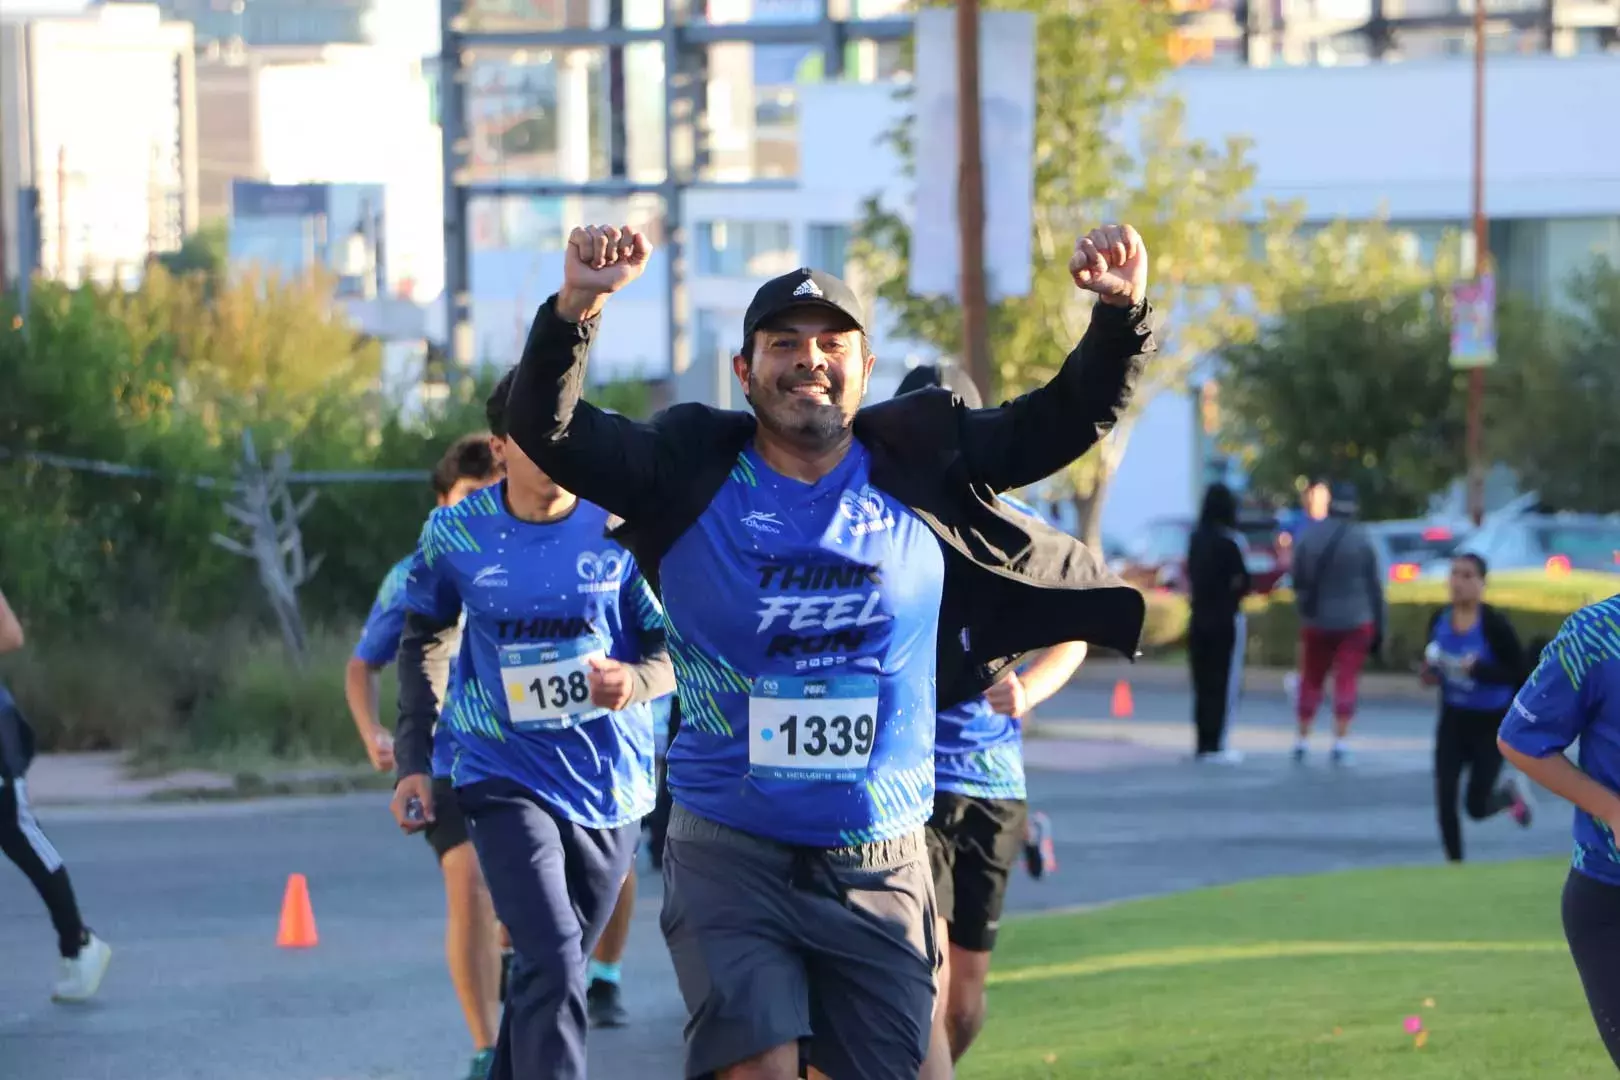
[742,267,867,343]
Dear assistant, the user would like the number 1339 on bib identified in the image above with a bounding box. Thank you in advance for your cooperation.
[748,673,879,783]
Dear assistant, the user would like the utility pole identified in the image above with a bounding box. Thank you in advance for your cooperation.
[1466,0,1487,526]
[56,146,68,280]
[955,0,992,402]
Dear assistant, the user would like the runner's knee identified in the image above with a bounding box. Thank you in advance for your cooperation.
[716,1041,800,1080]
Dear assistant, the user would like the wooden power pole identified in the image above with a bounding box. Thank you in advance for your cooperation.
[955,0,993,402]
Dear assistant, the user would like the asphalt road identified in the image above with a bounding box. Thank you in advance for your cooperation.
[1,687,1573,1080]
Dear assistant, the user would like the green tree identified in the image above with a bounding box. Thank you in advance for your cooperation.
[851,0,1269,545]
[155,220,229,292]
[1488,257,1620,512]
[1213,221,1474,519]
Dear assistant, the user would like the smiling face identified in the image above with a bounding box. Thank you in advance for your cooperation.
[734,306,874,450]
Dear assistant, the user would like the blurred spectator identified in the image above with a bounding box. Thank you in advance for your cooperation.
[1290,481,1385,765]
[1186,483,1251,763]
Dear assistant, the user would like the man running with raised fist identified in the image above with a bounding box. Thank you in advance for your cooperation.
[505,222,1157,1079]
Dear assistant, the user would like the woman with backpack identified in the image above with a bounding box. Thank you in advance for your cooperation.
[1420,553,1534,861]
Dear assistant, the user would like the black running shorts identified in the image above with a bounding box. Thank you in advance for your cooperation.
[423,776,472,860]
[925,791,1028,953]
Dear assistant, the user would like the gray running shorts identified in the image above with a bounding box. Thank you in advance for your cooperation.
[659,803,940,1079]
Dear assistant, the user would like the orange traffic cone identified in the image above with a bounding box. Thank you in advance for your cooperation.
[1110,679,1134,719]
[276,873,318,948]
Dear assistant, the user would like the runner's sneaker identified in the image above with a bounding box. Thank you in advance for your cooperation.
[463,1048,495,1080]
[586,977,629,1028]
[51,933,111,1002]
[1506,774,1536,827]
[1329,742,1352,768]
[1291,739,1308,765]
[1023,811,1057,880]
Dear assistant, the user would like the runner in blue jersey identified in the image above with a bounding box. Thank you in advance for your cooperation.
[893,364,1091,1080]
[390,369,674,1080]
[504,222,1156,1080]
[347,435,505,1079]
[1418,553,1533,864]
[1499,593,1620,1068]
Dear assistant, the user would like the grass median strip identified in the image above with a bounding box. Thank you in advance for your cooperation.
[968,858,1610,1079]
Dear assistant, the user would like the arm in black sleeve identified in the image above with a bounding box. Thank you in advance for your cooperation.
[394,610,459,781]
[958,300,1156,492]
[1223,535,1252,601]
[507,295,676,522]
[624,628,676,707]
[1473,606,1527,687]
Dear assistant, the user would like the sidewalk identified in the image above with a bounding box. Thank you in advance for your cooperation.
[22,751,388,807]
[23,752,235,805]
[1072,657,1433,704]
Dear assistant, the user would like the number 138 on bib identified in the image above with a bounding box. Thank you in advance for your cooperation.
[748,673,879,783]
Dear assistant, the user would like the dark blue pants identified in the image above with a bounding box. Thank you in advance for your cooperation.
[458,777,638,1080]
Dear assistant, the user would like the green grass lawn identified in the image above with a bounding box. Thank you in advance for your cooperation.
[969,858,1611,1079]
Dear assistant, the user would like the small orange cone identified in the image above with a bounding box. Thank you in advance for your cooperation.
[1110,680,1134,719]
[276,873,318,948]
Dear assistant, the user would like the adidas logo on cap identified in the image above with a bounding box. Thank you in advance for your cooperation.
[792,277,823,298]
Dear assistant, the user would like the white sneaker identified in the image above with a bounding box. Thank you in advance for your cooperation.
[1210,748,1245,765]
[52,934,111,1003]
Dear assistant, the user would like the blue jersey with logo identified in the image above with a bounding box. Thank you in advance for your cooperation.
[404,485,664,828]
[659,441,946,848]
[934,495,1052,802]
[1429,608,1516,713]
[1499,595,1620,887]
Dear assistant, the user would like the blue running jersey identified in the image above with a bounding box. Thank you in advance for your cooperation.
[659,441,946,847]
[404,485,664,828]
[354,556,413,668]
[1499,595,1620,886]
[1428,607,1516,713]
[354,556,461,778]
[933,495,1051,801]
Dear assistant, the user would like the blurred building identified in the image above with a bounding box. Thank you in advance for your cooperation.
[191,44,443,301]
[115,0,436,53]
[0,2,198,288]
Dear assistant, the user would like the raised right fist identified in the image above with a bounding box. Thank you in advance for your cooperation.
[563,224,651,297]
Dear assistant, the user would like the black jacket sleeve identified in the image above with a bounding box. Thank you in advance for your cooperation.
[958,300,1155,492]
[1473,604,1527,687]
[506,296,677,523]
[1224,535,1252,602]
[394,610,459,781]
[625,627,675,705]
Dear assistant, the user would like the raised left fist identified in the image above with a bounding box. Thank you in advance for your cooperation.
[1069,225,1147,309]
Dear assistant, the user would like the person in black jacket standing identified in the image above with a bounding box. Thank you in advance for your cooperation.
[1185,483,1251,762]
[1421,553,1534,861]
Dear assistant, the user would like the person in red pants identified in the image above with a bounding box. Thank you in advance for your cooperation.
[1289,481,1384,765]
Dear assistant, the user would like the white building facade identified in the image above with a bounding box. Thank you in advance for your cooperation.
[0,3,198,288]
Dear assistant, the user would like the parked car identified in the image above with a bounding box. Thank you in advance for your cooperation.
[1426,508,1620,578]
[1365,519,1470,583]
[1113,514,1286,596]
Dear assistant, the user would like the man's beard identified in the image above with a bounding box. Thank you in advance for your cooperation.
[747,369,859,447]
